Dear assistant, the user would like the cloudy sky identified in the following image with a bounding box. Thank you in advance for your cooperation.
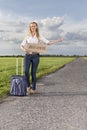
[0,0,87,55]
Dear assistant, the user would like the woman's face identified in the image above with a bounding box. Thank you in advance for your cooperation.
[30,23,37,32]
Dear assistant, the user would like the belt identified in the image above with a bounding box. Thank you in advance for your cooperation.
[26,53,39,55]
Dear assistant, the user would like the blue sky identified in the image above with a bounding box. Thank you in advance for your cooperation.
[0,0,87,19]
[1,0,71,16]
[0,0,87,55]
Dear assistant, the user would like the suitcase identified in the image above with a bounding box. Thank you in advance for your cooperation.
[10,57,27,96]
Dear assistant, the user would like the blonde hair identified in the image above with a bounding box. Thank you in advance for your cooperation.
[27,21,40,41]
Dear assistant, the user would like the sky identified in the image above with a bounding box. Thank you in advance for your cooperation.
[0,0,87,55]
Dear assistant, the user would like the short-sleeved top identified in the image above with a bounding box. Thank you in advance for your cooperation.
[21,34,49,46]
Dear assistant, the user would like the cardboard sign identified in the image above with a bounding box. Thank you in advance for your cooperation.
[27,43,47,53]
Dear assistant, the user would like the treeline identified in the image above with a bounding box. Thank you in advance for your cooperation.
[0,54,87,58]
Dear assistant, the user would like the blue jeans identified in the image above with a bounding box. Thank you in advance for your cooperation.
[24,54,39,90]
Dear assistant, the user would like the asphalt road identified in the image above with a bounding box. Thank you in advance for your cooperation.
[0,57,87,130]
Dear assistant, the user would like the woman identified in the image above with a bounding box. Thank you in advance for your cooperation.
[20,21,63,94]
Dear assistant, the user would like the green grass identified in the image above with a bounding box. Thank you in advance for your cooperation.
[83,57,87,59]
[0,56,76,97]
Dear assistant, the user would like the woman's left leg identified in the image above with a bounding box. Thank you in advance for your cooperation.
[31,54,39,90]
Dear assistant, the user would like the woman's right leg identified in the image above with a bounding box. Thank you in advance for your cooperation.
[24,54,31,87]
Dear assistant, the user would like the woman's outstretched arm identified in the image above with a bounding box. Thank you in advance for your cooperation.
[47,37,63,45]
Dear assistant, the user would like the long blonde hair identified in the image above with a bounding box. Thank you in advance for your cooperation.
[27,22,40,41]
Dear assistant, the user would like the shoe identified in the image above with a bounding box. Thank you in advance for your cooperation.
[26,87,31,95]
[30,89,36,94]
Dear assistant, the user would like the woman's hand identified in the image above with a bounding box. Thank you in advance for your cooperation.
[24,48,29,53]
[47,37,63,45]
[24,48,33,54]
[20,45,30,54]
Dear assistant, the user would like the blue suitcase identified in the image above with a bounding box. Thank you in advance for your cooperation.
[10,58,27,96]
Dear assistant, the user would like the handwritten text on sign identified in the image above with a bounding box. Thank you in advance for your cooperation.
[27,43,47,53]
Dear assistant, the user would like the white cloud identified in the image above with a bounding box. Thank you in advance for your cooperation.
[39,17,64,39]
[38,16,87,51]
[40,17,64,28]
[0,10,29,42]
[0,11,87,55]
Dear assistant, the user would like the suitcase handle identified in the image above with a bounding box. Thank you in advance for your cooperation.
[16,58,23,75]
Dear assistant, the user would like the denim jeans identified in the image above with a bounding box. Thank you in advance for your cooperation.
[24,54,39,90]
